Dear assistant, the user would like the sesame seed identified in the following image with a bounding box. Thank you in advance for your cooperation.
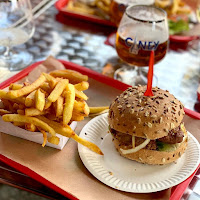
[145,111,149,117]
[159,117,163,123]
[147,156,153,160]
[151,115,157,118]
[162,158,166,163]
[170,123,175,129]
[172,107,176,111]
[148,122,152,128]
[127,104,131,108]
[131,109,135,114]
[137,118,141,124]
[155,130,162,134]
[124,95,128,99]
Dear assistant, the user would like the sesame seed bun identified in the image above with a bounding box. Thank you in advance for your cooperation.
[108,86,185,140]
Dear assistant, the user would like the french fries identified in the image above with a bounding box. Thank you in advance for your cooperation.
[9,83,23,90]
[25,108,47,116]
[63,84,75,126]
[72,134,103,155]
[75,89,88,100]
[37,115,74,137]
[37,115,103,154]
[54,96,64,117]
[7,74,46,98]
[0,90,25,104]
[35,89,45,111]
[37,127,47,147]
[47,136,60,145]
[89,106,109,117]
[47,79,68,103]
[0,57,104,155]
[50,69,88,84]
[17,109,25,115]
[13,121,24,127]
[74,81,89,91]
[42,73,57,89]
[2,114,56,137]
[25,90,36,107]
[25,123,37,132]
[0,109,11,116]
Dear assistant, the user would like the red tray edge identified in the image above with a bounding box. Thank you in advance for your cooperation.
[170,165,200,200]
[0,60,199,199]
[55,0,116,27]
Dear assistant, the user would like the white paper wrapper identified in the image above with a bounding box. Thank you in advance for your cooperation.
[0,117,77,150]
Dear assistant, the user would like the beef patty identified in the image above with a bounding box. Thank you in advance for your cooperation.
[157,126,184,144]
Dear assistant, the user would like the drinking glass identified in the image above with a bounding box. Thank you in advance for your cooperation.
[115,5,169,86]
[0,0,35,71]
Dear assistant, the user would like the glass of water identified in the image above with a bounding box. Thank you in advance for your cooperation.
[0,0,35,71]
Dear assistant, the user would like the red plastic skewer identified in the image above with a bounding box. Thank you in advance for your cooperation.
[144,50,154,96]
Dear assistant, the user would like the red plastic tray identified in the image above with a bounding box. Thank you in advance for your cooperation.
[0,60,199,200]
[55,0,116,27]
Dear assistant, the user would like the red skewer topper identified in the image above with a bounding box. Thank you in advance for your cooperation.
[144,50,154,97]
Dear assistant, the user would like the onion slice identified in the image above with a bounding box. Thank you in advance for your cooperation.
[120,139,150,155]
[132,135,135,148]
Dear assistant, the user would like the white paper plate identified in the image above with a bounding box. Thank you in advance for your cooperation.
[78,113,200,193]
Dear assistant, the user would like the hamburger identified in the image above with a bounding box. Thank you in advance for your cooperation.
[108,85,188,165]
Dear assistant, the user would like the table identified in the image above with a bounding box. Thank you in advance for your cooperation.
[0,1,200,200]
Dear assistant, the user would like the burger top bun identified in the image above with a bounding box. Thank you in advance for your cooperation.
[108,85,185,140]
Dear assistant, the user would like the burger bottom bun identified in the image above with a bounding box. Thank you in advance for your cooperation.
[113,134,188,165]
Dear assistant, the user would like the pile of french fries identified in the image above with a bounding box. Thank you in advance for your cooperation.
[66,0,111,19]
[67,1,97,15]
[0,68,105,155]
[94,0,111,15]
[155,0,192,15]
